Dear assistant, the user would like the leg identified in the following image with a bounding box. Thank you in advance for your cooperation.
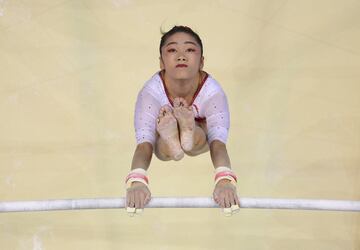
[185,121,209,156]
[154,105,184,161]
[154,133,176,161]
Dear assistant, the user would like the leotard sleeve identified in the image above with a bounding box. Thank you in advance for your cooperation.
[203,89,230,144]
[134,87,161,148]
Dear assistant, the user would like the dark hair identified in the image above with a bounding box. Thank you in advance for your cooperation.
[159,25,203,57]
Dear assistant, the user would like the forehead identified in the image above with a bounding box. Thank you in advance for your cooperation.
[164,32,199,46]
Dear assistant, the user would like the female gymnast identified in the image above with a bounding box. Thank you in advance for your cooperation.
[125,26,240,216]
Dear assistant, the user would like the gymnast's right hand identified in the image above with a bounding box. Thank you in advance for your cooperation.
[126,181,151,216]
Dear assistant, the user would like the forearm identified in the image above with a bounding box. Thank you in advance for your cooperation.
[131,142,153,171]
[209,140,231,168]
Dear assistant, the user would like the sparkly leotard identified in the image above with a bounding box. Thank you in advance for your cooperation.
[134,71,230,147]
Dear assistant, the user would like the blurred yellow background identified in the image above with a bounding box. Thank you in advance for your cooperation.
[0,0,359,249]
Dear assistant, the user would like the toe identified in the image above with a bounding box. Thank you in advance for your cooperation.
[179,98,189,108]
[174,97,188,108]
[159,105,172,117]
[164,105,173,114]
[159,106,166,117]
[173,98,180,108]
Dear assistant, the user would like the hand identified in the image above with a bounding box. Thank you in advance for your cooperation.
[126,181,151,216]
[213,179,240,216]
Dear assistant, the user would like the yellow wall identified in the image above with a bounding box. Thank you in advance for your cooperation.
[0,0,359,249]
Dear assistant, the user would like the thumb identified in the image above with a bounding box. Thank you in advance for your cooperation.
[144,193,151,205]
[213,192,219,203]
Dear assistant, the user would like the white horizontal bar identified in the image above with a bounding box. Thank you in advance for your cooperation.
[1,197,360,213]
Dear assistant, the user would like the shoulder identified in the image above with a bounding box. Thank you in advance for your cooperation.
[205,74,223,89]
[138,71,164,97]
[201,73,226,97]
[142,71,163,91]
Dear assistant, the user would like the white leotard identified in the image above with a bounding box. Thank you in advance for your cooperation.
[134,71,230,147]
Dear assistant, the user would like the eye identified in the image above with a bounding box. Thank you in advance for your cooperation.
[167,48,176,53]
[187,48,196,52]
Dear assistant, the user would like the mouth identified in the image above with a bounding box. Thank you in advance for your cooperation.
[176,64,188,68]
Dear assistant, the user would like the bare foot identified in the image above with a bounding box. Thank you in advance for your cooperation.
[173,98,195,152]
[156,105,184,161]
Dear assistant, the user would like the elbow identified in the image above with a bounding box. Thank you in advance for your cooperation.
[210,140,226,151]
[136,142,153,154]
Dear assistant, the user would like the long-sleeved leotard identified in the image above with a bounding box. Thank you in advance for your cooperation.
[134,71,230,148]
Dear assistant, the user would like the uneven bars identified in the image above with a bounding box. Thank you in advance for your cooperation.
[1,197,360,213]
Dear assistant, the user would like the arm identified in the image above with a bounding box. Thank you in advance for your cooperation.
[210,139,235,188]
[126,142,153,215]
[210,141,239,215]
[209,140,231,168]
[127,86,160,214]
[131,142,153,171]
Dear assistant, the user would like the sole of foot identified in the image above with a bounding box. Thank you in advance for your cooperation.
[156,105,184,161]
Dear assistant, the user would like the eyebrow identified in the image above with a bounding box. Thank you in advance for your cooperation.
[165,41,198,47]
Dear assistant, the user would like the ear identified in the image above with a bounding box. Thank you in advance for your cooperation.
[159,56,165,70]
[199,56,204,70]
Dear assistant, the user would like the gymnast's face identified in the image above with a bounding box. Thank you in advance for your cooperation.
[160,32,204,80]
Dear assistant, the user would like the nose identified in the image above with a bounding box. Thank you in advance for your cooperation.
[177,54,187,62]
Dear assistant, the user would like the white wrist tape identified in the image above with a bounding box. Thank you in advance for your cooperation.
[214,166,237,186]
[214,166,233,174]
[125,168,149,188]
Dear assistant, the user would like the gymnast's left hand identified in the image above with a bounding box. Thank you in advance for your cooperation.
[126,181,151,216]
[213,179,240,216]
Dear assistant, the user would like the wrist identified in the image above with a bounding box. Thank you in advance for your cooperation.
[214,166,237,186]
[217,178,231,183]
[215,178,231,186]
[125,168,149,188]
[130,181,147,188]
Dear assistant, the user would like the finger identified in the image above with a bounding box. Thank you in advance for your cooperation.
[139,192,145,209]
[126,195,136,216]
[224,192,231,208]
[135,199,143,215]
[134,192,144,215]
[126,191,130,207]
[134,192,141,209]
[213,192,219,204]
[144,192,151,205]
[219,194,225,209]
[126,206,136,217]
[235,193,240,206]
[229,192,237,206]
[126,193,136,217]
[135,191,147,215]
[223,207,232,217]
[222,193,232,216]
[231,194,240,214]
[231,204,240,214]
[127,191,134,208]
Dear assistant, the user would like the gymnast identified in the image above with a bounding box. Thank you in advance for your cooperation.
[125,25,240,216]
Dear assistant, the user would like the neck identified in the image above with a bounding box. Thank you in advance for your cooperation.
[163,71,201,100]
